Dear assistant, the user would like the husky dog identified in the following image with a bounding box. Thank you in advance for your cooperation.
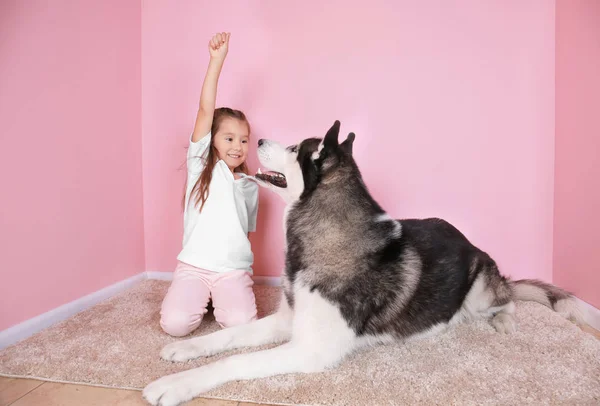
[143,121,583,406]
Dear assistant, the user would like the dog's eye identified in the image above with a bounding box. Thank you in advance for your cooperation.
[288,145,298,153]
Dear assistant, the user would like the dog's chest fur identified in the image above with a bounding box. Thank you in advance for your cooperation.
[280,187,416,335]
[284,193,381,284]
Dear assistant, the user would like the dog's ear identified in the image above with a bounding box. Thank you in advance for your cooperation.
[340,132,355,155]
[323,120,341,150]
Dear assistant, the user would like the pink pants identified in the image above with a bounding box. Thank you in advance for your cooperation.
[160,261,257,337]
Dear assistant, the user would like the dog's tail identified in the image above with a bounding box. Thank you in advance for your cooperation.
[511,279,585,325]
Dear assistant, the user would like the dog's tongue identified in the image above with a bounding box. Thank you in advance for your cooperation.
[257,169,281,177]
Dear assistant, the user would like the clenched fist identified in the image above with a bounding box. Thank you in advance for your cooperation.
[209,32,230,61]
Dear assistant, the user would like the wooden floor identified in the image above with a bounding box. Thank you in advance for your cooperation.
[2,325,599,406]
[0,377,273,406]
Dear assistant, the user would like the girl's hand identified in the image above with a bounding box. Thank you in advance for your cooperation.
[209,32,230,61]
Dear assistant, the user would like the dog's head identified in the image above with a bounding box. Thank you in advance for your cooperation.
[255,120,355,204]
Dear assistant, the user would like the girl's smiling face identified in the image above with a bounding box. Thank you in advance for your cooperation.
[213,117,250,172]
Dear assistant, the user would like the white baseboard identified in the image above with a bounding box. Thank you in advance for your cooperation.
[146,270,282,286]
[145,271,173,281]
[0,272,147,350]
[575,297,600,331]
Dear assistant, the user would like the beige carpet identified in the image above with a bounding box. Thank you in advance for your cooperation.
[1,280,599,406]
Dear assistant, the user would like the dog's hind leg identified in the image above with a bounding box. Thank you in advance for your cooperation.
[484,272,517,334]
[454,266,517,333]
[143,287,361,406]
[160,291,293,362]
[484,267,518,334]
[489,301,516,333]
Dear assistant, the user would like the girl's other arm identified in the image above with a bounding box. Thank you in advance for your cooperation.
[192,32,230,142]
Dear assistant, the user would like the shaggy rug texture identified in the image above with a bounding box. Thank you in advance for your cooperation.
[1,280,599,405]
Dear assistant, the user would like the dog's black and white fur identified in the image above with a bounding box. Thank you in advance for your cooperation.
[143,121,583,406]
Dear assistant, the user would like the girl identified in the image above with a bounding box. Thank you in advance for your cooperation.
[160,32,259,337]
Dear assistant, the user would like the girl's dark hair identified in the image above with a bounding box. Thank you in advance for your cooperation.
[186,107,250,212]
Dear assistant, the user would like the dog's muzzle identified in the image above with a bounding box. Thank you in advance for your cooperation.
[256,139,287,188]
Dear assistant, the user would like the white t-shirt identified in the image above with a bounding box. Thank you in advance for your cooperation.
[176,133,259,273]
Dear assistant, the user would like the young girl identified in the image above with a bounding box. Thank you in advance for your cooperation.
[160,32,259,337]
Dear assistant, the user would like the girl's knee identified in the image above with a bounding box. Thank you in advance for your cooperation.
[160,311,202,337]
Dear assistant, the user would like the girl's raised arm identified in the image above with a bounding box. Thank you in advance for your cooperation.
[192,32,230,142]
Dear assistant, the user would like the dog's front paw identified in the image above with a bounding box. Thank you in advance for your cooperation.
[142,374,194,406]
[161,340,205,362]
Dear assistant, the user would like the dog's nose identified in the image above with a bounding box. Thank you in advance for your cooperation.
[258,139,264,146]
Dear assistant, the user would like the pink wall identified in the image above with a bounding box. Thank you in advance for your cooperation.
[554,0,600,308]
[142,1,556,283]
[6,1,584,332]
[0,1,145,330]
